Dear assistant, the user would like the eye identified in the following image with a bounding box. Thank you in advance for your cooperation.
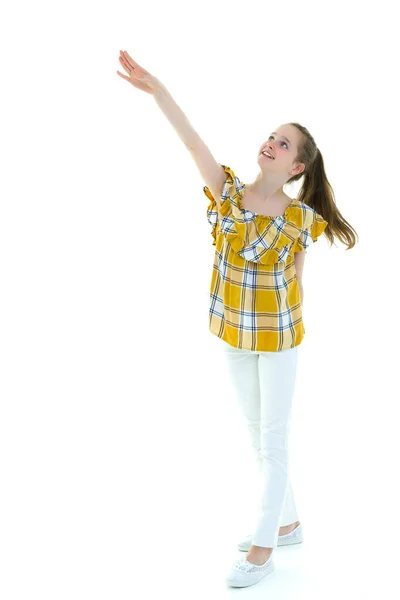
[268,135,288,149]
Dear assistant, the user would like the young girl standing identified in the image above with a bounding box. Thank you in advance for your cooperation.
[117,50,358,589]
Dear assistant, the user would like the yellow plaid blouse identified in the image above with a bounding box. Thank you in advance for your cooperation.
[204,165,328,352]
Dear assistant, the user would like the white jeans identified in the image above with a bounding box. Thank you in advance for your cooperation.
[218,337,300,548]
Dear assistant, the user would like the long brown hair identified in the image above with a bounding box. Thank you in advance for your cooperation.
[286,122,358,250]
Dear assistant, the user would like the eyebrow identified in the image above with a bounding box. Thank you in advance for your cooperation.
[271,132,291,147]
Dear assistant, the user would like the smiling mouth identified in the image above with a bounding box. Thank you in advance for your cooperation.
[261,151,274,159]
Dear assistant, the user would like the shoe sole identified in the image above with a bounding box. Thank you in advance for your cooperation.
[237,524,303,552]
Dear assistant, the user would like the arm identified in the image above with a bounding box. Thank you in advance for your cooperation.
[294,250,306,305]
[117,52,226,210]
[153,82,226,209]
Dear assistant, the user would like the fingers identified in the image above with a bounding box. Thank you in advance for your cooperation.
[119,54,133,75]
[123,50,137,66]
[122,50,144,73]
[116,71,129,80]
[119,50,132,69]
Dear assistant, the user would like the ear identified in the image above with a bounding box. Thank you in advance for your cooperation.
[292,163,305,175]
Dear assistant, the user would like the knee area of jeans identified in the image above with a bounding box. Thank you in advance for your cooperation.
[260,432,289,452]
[260,425,290,438]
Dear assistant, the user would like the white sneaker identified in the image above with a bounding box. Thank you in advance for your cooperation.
[226,553,275,587]
[237,522,303,552]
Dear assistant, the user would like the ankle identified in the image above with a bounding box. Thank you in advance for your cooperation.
[279,520,300,534]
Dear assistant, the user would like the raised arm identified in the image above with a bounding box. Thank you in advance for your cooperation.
[153,85,226,208]
[117,50,226,208]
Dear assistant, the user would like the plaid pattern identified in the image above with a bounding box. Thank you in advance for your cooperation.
[204,165,328,351]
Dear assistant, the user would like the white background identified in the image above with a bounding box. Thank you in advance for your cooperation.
[1,0,399,598]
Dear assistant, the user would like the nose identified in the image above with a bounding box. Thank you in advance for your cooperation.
[263,141,273,153]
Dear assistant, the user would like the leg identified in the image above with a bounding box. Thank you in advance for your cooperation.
[218,340,262,465]
[251,345,299,549]
[254,460,299,528]
[219,339,299,531]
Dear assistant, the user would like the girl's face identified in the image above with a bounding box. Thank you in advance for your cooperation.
[257,126,304,176]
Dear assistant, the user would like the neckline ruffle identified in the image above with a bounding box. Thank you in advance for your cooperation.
[222,165,300,226]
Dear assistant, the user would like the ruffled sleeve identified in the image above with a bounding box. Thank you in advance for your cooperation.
[203,166,232,246]
[291,207,328,253]
[203,186,219,246]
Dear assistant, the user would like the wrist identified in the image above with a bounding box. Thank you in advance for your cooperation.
[153,78,167,97]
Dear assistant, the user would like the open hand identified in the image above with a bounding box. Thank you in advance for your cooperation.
[116,50,161,95]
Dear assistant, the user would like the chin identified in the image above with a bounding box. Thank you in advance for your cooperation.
[258,155,275,167]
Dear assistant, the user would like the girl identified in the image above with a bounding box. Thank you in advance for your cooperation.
[117,50,358,589]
